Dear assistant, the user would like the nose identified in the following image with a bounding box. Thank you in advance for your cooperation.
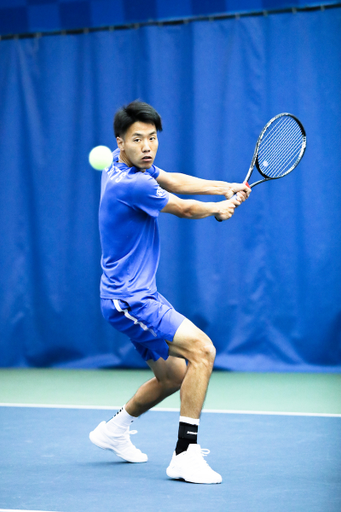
[142,139,151,152]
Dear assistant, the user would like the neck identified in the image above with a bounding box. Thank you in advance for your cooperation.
[118,152,131,167]
[119,152,146,172]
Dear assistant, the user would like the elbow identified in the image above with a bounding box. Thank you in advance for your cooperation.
[179,203,195,219]
[163,197,196,219]
[169,203,193,219]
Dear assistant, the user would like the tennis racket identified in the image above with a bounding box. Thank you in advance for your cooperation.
[217,113,306,220]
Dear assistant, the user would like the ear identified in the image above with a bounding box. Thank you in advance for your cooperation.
[116,136,124,151]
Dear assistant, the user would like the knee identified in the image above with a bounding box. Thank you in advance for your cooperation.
[160,361,187,393]
[190,335,216,368]
[165,376,183,393]
[160,377,182,394]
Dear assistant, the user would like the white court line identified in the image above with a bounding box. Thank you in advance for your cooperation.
[0,510,60,512]
[0,403,340,417]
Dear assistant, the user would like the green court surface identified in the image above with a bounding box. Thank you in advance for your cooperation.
[0,369,340,414]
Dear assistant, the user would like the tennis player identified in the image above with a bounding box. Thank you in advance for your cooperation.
[89,101,250,484]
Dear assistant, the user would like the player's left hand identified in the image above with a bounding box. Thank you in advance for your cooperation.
[234,190,248,205]
[224,183,251,200]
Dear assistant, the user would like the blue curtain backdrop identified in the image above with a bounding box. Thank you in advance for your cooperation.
[0,8,340,371]
[0,1,339,36]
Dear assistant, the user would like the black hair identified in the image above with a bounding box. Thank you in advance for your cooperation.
[113,100,163,138]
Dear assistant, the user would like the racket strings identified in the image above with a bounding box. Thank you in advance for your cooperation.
[261,133,302,178]
[259,120,302,176]
[258,117,304,178]
[259,120,303,177]
[264,123,303,171]
[263,120,302,160]
[261,117,301,153]
[265,137,302,177]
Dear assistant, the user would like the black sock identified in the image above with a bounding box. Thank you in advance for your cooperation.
[175,422,198,455]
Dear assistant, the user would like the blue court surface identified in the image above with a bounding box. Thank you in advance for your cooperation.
[0,406,340,512]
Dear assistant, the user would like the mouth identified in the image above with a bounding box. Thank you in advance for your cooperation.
[141,156,153,164]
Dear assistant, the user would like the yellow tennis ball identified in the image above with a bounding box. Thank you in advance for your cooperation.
[89,145,113,170]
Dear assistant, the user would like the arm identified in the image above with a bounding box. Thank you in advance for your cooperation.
[156,169,250,199]
[161,192,244,221]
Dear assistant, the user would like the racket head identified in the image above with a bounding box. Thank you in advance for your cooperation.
[255,113,306,182]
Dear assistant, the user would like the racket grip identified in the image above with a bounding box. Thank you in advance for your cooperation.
[215,183,250,222]
[230,182,251,201]
[231,182,251,200]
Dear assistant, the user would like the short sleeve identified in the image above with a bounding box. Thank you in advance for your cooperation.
[146,165,161,179]
[132,172,169,217]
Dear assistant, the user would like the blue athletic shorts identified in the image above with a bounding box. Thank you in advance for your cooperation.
[101,292,185,362]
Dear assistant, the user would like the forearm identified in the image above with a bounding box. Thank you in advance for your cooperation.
[161,191,243,221]
[174,199,225,219]
[162,173,230,196]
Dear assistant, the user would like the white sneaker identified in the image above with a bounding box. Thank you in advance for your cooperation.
[89,421,148,463]
[166,444,222,484]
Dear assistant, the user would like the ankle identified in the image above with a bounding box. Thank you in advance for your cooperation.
[106,405,136,433]
[175,417,199,455]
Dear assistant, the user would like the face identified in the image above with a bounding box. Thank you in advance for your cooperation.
[117,121,159,170]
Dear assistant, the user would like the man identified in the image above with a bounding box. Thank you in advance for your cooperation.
[89,101,250,484]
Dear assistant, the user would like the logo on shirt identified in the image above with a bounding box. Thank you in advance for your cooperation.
[107,165,127,183]
[115,171,127,183]
[156,186,166,197]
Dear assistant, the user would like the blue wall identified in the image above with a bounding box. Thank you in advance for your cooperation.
[0,7,340,371]
[0,0,339,36]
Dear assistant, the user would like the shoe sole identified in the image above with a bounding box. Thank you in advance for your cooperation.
[166,466,222,484]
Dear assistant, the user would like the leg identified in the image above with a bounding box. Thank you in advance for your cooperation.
[125,316,214,419]
[165,319,222,484]
[168,318,216,419]
[125,356,187,417]
[89,355,187,463]
[91,297,188,463]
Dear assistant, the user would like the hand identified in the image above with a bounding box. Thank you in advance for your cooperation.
[224,182,251,200]
[234,190,248,205]
[214,198,238,222]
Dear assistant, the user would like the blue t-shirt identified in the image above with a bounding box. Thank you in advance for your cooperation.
[99,148,169,302]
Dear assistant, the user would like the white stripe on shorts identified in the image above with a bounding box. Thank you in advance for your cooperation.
[113,299,157,337]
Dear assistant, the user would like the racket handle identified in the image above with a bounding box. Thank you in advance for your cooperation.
[215,183,250,222]
[230,182,251,200]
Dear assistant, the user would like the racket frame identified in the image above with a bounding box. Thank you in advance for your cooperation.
[215,113,306,222]
[245,112,307,188]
